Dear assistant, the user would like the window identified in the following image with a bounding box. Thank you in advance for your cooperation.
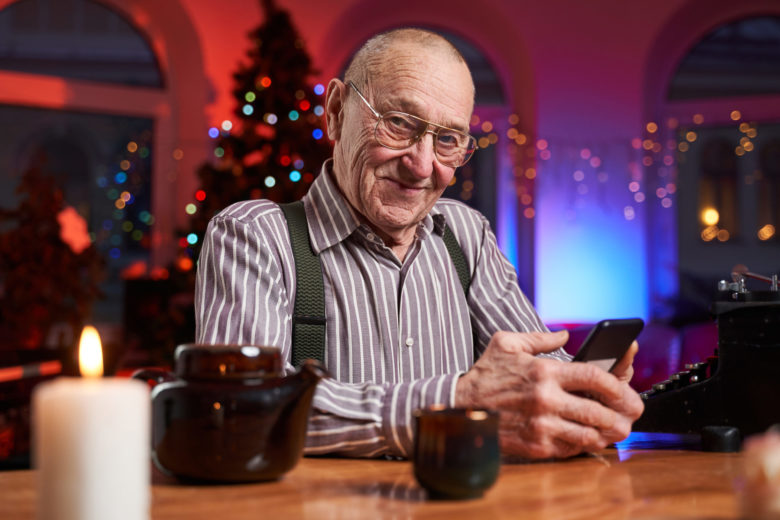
[650,15,780,321]
[0,0,164,345]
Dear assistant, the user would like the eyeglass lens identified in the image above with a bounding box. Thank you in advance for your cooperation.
[376,112,475,167]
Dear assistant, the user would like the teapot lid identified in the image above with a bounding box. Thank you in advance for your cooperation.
[174,344,283,380]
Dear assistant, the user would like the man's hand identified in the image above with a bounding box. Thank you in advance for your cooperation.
[455,330,644,459]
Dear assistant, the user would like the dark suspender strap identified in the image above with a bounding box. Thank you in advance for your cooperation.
[442,224,471,298]
[279,201,327,368]
[442,223,479,359]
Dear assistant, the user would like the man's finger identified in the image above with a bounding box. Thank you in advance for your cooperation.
[611,341,638,382]
[556,361,624,403]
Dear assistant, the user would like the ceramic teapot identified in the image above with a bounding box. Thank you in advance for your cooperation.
[133,344,327,482]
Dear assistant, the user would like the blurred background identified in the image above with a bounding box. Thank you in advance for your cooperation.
[0,0,778,386]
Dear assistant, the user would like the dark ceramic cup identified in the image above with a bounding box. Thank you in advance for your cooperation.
[413,407,500,499]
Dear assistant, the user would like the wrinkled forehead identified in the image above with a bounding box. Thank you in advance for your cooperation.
[369,42,474,92]
[367,44,475,119]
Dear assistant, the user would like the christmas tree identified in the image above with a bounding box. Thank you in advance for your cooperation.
[0,167,104,350]
[180,0,332,261]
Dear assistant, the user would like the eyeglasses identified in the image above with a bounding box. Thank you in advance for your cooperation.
[347,81,477,168]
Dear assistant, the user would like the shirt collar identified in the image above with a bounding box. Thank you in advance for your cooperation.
[302,160,447,254]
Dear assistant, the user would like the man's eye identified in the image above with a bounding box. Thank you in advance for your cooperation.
[437,132,461,147]
[386,115,416,131]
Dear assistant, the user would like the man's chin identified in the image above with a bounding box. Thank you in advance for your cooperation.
[369,207,420,234]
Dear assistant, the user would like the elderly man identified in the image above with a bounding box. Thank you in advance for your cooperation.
[195,28,643,460]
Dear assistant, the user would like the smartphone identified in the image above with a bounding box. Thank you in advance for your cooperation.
[570,318,644,372]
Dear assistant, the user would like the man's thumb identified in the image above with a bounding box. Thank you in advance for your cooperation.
[522,330,569,355]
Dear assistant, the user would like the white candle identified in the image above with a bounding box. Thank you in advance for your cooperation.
[33,326,150,520]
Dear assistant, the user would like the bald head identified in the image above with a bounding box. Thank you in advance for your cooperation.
[345,28,473,95]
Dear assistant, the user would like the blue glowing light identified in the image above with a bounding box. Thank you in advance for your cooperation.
[243,104,254,115]
[313,105,324,116]
[109,247,121,259]
[187,233,198,245]
[97,177,108,188]
[289,110,299,121]
[114,172,127,184]
[289,170,301,182]
[535,163,648,322]
[312,129,324,140]
[314,84,325,95]
[293,159,304,169]
[208,127,219,139]
[102,220,113,230]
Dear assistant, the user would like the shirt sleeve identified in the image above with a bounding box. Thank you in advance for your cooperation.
[194,205,460,459]
[443,203,572,362]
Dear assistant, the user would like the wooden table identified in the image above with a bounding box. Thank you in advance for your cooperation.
[0,447,746,519]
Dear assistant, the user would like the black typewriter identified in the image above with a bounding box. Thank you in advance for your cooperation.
[632,266,780,446]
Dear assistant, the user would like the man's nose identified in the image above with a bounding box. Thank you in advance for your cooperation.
[403,130,437,179]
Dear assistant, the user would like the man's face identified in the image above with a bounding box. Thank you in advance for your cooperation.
[327,44,474,243]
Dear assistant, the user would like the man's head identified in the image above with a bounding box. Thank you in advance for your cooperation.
[325,28,475,247]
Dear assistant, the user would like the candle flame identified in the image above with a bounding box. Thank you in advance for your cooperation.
[78,325,103,378]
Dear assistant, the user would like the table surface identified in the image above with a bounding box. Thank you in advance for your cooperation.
[0,444,747,520]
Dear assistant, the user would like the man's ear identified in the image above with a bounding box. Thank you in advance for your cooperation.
[325,78,346,141]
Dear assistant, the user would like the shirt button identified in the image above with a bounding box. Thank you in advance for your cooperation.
[366,233,375,241]
[405,338,414,347]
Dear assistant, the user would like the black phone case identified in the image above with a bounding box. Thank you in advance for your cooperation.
[571,318,644,371]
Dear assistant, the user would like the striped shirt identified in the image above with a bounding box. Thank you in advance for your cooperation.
[195,160,570,458]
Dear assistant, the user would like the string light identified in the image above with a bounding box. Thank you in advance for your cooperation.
[758,225,775,241]
[701,208,719,226]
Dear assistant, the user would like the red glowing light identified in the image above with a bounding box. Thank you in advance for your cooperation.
[260,77,272,88]
[299,100,310,111]
[195,190,206,201]
[177,257,194,272]
[303,172,314,183]
[280,155,291,166]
